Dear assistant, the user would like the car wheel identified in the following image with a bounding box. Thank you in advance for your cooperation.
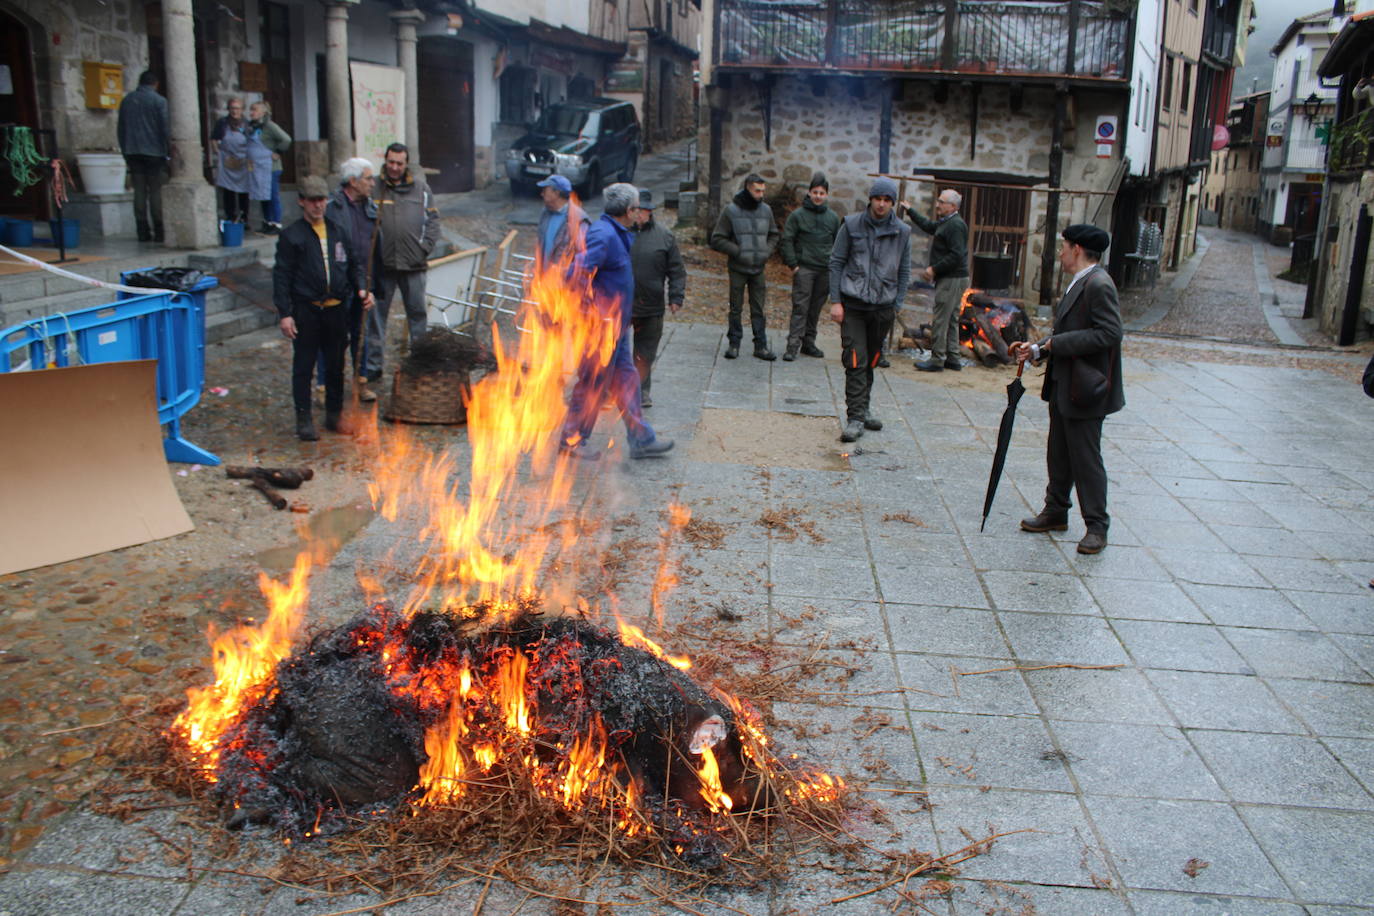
[621,148,638,182]
[580,164,601,199]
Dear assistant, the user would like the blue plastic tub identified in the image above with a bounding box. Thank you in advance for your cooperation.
[48,218,79,249]
[2,219,35,248]
[219,220,244,247]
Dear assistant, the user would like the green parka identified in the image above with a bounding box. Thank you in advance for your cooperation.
[780,198,841,270]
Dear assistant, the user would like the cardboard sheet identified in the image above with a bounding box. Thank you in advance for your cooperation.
[0,360,193,575]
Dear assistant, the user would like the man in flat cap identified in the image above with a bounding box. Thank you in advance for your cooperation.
[630,189,686,408]
[828,176,911,443]
[274,175,375,441]
[1010,223,1123,554]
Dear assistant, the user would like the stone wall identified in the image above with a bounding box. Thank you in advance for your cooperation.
[705,75,1126,300]
[4,0,149,156]
[1316,172,1374,341]
[642,43,697,150]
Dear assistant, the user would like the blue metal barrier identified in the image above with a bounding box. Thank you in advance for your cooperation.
[0,284,220,466]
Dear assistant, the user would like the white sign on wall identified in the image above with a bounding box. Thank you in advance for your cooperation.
[1095,115,1118,159]
[350,61,406,167]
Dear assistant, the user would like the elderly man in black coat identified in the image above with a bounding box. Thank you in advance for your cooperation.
[1010,224,1124,555]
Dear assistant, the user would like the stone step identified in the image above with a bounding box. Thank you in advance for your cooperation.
[206,303,277,345]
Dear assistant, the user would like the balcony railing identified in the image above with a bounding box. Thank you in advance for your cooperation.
[715,0,1130,79]
[1202,20,1236,63]
[1284,139,1329,172]
[1330,109,1374,174]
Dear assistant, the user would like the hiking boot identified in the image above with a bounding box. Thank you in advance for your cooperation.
[863,412,884,431]
[1020,511,1069,533]
[876,355,890,368]
[914,358,944,372]
[782,348,798,361]
[754,347,777,361]
[801,343,825,358]
[295,410,319,441]
[724,344,740,360]
[358,382,377,403]
[839,419,865,443]
[945,358,963,371]
[324,411,353,435]
[640,389,653,408]
[1077,530,1108,554]
[629,437,675,459]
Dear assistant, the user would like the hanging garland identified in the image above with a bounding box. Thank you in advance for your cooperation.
[1,126,50,196]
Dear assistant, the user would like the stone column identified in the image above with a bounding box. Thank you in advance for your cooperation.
[324,1,354,168]
[160,0,219,248]
[391,8,424,166]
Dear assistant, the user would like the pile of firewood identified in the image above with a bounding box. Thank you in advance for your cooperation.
[900,293,1031,367]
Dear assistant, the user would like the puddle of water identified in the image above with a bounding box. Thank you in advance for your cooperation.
[255,504,377,571]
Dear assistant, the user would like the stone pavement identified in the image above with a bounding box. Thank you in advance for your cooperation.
[3,318,1374,915]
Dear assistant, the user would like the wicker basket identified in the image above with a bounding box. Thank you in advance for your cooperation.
[384,368,468,425]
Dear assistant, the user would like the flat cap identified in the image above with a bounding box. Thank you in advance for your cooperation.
[1062,223,1110,253]
[638,188,656,209]
[298,175,329,199]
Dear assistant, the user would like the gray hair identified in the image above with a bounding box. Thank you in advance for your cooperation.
[602,182,638,217]
[939,189,962,209]
[339,157,374,183]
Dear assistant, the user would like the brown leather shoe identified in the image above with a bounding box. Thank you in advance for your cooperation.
[1077,530,1107,554]
[1020,511,1069,533]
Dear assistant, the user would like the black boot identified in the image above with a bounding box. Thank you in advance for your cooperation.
[324,411,353,435]
[295,410,319,441]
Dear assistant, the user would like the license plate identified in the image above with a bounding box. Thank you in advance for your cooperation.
[526,165,552,176]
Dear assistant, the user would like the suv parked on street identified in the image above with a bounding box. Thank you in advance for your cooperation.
[505,98,641,198]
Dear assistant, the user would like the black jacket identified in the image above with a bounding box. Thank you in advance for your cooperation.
[710,188,778,275]
[272,217,364,319]
[630,218,687,317]
[1038,266,1125,420]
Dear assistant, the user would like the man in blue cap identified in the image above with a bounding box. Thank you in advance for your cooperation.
[1010,223,1123,555]
[827,177,911,443]
[535,174,590,266]
[560,183,674,460]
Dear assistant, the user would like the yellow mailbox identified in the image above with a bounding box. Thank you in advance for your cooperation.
[83,62,124,110]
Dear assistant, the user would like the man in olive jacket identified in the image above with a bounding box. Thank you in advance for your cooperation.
[710,174,779,361]
[630,190,686,407]
[274,176,375,441]
[1010,224,1123,555]
[365,142,441,384]
[904,188,970,372]
[828,177,911,443]
[780,172,840,361]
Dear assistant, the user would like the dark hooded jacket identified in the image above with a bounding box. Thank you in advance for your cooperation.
[630,216,687,317]
[780,197,841,270]
[709,188,779,275]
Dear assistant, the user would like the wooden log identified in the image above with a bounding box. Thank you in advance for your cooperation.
[250,477,288,510]
[971,312,1012,363]
[225,466,314,489]
[971,338,999,367]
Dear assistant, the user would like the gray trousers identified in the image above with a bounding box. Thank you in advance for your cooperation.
[930,275,970,362]
[125,155,165,238]
[1044,399,1109,533]
[363,269,428,377]
[787,266,828,352]
[726,268,768,349]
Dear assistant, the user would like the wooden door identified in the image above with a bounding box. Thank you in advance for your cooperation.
[417,37,474,192]
[0,9,48,219]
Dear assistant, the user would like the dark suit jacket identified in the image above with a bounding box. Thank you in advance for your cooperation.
[272,217,363,319]
[1039,265,1124,420]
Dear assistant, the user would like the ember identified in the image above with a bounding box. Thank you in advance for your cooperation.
[904,288,1031,366]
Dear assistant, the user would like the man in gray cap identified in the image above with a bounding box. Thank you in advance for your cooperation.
[903,188,970,372]
[827,177,911,443]
[1010,223,1123,555]
[630,189,686,408]
[273,176,375,440]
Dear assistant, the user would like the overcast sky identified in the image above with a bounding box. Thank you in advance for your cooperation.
[1235,0,1337,93]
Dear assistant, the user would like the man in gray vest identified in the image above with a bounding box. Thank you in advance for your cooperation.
[710,174,779,360]
[828,177,911,443]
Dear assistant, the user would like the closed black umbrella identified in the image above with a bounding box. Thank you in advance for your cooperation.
[980,360,1026,532]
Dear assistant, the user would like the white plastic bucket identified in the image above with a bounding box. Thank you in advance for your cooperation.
[76,153,128,196]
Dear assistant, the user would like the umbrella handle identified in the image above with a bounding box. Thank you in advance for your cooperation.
[1016,359,1025,379]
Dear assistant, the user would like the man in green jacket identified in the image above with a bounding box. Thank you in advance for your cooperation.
[903,188,970,372]
[779,172,840,361]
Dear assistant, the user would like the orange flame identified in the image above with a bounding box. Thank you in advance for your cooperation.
[171,552,312,774]
[695,745,734,814]
[617,618,691,671]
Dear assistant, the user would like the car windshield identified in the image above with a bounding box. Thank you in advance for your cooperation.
[534,107,594,136]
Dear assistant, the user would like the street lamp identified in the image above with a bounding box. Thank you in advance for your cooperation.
[1301,92,1323,120]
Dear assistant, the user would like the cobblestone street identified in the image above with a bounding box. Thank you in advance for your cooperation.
[2,195,1374,913]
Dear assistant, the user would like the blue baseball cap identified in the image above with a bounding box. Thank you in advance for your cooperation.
[536,174,573,194]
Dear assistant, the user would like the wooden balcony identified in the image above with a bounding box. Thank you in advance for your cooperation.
[714,0,1132,82]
